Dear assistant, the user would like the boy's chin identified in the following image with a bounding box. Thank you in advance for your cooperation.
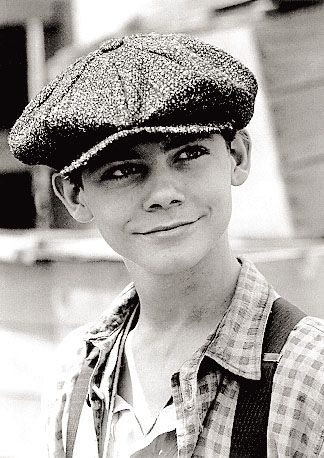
[131,250,208,276]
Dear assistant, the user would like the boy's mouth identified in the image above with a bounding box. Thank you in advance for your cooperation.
[135,216,205,235]
[142,220,195,234]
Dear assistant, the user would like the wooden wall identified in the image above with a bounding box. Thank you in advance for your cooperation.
[255,5,324,236]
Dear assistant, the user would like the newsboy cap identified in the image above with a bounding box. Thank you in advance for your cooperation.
[8,33,258,177]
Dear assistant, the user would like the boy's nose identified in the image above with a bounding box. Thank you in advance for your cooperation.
[143,173,185,212]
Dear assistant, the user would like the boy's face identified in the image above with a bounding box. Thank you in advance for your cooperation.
[58,132,250,275]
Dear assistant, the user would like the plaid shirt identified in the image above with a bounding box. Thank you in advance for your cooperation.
[45,258,324,457]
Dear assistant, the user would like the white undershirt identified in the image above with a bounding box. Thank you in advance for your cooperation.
[123,330,156,434]
[103,329,177,457]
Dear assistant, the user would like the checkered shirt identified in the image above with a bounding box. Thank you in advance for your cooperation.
[44,258,324,457]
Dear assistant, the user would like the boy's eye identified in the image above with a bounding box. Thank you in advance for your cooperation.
[101,163,143,181]
[175,145,209,162]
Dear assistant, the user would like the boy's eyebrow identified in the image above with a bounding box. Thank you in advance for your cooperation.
[105,148,141,162]
[85,147,141,173]
[162,132,214,151]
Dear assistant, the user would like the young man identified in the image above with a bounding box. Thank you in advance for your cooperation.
[8,33,324,457]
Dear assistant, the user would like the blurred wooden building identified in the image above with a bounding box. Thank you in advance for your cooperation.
[0,0,73,229]
[255,3,324,236]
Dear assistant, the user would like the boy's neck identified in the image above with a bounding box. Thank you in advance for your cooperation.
[124,242,241,336]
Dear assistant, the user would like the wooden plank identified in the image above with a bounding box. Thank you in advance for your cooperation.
[257,5,324,43]
[0,0,53,25]
[278,132,324,168]
[258,28,323,59]
[285,162,324,236]
[256,5,324,91]
[261,51,324,92]
[270,85,324,140]
[255,7,324,236]
[0,132,29,172]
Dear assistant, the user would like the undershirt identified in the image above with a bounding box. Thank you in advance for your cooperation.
[102,329,177,457]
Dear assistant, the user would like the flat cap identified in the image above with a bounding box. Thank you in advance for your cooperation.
[8,33,258,177]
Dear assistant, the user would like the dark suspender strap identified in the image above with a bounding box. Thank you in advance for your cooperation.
[230,297,306,458]
[66,357,97,458]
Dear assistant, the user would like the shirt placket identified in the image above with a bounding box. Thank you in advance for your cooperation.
[86,344,111,456]
[169,375,202,455]
[172,352,225,458]
[101,306,139,457]
[84,327,126,457]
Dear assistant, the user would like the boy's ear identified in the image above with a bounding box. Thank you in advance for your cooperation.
[52,173,94,223]
[229,129,251,186]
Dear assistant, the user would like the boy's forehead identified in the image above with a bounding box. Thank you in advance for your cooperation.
[83,132,218,171]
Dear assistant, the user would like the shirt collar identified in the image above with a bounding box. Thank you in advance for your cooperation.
[84,282,138,349]
[84,258,277,381]
[204,257,277,380]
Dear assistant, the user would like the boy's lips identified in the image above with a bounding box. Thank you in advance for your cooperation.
[134,216,204,235]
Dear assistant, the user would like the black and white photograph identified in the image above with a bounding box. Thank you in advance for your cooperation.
[1,0,324,456]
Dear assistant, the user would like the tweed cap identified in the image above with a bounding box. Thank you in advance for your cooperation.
[8,33,258,177]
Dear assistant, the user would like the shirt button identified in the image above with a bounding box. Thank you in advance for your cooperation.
[92,399,102,410]
[185,401,195,411]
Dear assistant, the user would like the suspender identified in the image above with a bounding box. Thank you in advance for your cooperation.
[230,297,306,457]
[66,357,97,458]
[66,297,305,458]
